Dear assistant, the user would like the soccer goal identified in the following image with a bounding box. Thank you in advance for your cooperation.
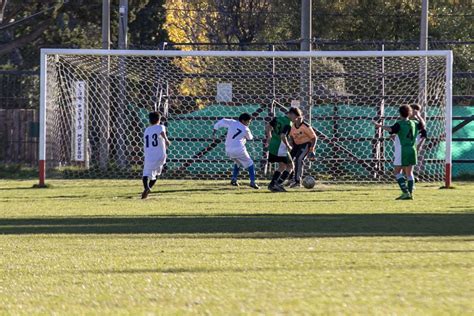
[38,49,453,186]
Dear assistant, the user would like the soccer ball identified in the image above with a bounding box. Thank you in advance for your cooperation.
[302,176,316,189]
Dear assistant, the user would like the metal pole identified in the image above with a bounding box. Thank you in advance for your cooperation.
[116,0,128,168]
[38,50,47,187]
[102,0,110,49]
[419,0,428,111]
[444,51,453,188]
[300,0,312,123]
[301,0,311,52]
[420,0,428,51]
[118,0,128,49]
[374,43,386,178]
[99,0,111,170]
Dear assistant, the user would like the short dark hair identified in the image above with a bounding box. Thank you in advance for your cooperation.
[149,112,161,124]
[410,104,421,111]
[239,113,252,122]
[399,105,412,118]
[287,107,303,117]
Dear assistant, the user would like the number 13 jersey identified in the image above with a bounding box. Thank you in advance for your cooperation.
[144,124,167,163]
[213,119,253,155]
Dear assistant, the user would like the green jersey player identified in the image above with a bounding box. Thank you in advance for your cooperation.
[265,108,300,192]
[374,105,426,200]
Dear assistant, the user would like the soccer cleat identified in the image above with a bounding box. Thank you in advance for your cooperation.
[267,184,281,192]
[249,183,260,190]
[141,189,151,199]
[396,192,412,200]
[274,184,287,192]
[230,180,240,187]
[289,182,302,188]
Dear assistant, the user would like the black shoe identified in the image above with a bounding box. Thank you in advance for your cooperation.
[250,183,260,189]
[268,183,285,192]
[268,183,278,192]
[141,189,151,199]
[230,180,240,187]
[274,184,287,192]
[289,182,301,188]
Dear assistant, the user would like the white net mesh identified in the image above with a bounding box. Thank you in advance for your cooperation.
[43,51,449,182]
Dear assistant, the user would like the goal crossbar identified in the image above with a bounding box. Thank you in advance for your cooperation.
[40,48,453,58]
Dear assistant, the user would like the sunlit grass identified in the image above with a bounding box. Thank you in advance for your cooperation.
[0,180,473,314]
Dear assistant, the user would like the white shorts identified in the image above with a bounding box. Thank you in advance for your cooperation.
[227,150,253,169]
[143,156,166,180]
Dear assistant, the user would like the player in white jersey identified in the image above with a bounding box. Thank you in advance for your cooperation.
[141,112,171,199]
[213,113,259,189]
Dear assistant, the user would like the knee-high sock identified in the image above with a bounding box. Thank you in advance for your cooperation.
[149,179,157,189]
[232,164,240,181]
[270,171,281,186]
[407,175,414,193]
[142,176,150,191]
[277,170,290,184]
[247,164,256,184]
[395,174,408,193]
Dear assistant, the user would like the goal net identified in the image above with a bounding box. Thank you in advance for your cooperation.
[39,49,453,186]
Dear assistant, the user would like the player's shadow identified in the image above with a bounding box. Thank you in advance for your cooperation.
[0,214,473,237]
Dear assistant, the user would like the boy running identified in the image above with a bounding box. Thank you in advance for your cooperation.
[213,113,259,189]
[142,112,171,199]
[373,105,426,200]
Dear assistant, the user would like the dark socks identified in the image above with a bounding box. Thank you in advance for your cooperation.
[270,171,281,186]
[149,179,157,189]
[232,164,240,181]
[277,170,290,184]
[247,164,256,184]
[142,176,150,191]
[396,175,408,193]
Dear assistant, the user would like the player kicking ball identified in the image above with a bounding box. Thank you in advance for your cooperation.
[141,112,171,199]
[373,105,426,200]
[213,113,259,189]
[265,108,300,192]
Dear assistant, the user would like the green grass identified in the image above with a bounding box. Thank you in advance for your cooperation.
[0,180,473,315]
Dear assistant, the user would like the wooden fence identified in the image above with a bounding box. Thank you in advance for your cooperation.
[0,109,38,165]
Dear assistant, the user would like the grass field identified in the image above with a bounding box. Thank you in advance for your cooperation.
[1,179,473,315]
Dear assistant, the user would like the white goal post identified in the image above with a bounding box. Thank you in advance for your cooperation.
[38,49,453,187]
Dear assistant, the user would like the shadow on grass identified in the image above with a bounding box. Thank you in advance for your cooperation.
[80,267,279,274]
[0,214,473,237]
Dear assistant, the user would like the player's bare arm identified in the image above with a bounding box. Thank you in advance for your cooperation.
[280,133,292,152]
[161,131,171,148]
[373,121,393,133]
[264,123,272,147]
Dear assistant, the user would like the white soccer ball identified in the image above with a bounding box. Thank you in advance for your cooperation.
[302,176,316,189]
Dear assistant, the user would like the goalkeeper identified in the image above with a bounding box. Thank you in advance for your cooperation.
[288,108,318,188]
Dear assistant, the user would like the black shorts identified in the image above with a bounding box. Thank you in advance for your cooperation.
[268,153,292,164]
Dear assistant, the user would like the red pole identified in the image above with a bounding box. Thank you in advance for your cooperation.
[445,163,452,188]
[39,160,46,187]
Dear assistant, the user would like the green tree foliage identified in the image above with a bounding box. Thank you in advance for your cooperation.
[0,0,168,70]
